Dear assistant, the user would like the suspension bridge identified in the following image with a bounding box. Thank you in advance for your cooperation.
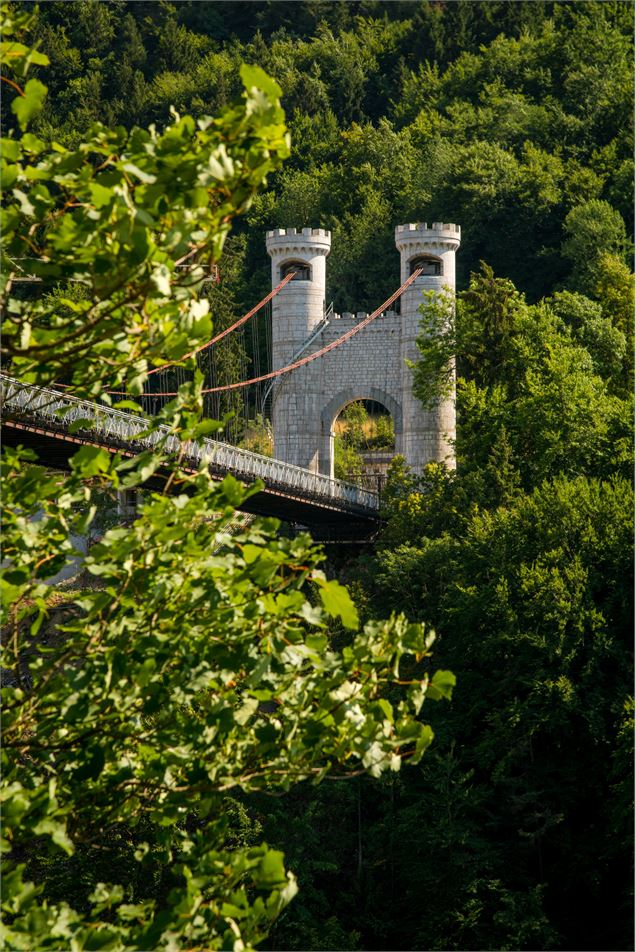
[2,222,460,540]
[0,374,380,539]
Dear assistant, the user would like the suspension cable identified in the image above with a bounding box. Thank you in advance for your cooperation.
[145,268,297,377]
[108,268,423,396]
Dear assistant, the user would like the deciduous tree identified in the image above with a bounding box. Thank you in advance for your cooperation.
[1,12,452,949]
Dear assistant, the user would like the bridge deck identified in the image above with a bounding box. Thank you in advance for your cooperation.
[1,375,381,539]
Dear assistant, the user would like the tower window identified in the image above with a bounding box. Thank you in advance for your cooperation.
[281,260,311,281]
[410,255,442,276]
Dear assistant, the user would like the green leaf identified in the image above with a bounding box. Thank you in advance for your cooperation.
[426,670,456,702]
[21,132,45,153]
[122,162,156,184]
[89,181,114,207]
[49,824,75,856]
[70,446,112,477]
[240,63,282,100]
[68,417,99,434]
[305,632,327,652]
[413,724,435,761]
[28,50,49,66]
[318,579,359,630]
[300,602,324,626]
[112,400,144,413]
[1,137,20,160]
[234,697,258,726]
[1,865,42,914]
[150,264,171,297]
[187,418,224,440]
[12,78,47,131]
[255,849,287,887]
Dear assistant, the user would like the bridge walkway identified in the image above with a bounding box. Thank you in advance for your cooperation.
[1,375,381,540]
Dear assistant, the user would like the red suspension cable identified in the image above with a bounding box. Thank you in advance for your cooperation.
[145,268,297,377]
[108,269,423,396]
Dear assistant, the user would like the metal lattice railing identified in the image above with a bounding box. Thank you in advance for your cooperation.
[1,375,379,516]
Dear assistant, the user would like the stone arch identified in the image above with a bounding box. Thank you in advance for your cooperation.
[319,386,403,478]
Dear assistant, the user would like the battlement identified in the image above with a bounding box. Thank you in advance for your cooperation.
[266,227,331,239]
[395,222,461,259]
[395,222,460,236]
[266,227,332,262]
[331,310,398,323]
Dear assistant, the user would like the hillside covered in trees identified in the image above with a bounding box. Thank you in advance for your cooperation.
[3,2,634,950]
[28,0,633,309]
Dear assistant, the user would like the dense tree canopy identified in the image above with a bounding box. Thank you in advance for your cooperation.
[22,0,633,311]
[1,7,452,949]
[2,2,633,950]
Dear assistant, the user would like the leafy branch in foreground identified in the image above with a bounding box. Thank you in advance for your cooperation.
[2,439,450,951]
[1,10,453,950]
[1,1,290,396]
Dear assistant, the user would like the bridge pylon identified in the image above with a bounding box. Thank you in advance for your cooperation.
[266,227,331,472]
[395,222,461,471]
[266,223,460,477]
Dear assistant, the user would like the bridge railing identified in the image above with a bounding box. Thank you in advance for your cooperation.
[1,375,379,516]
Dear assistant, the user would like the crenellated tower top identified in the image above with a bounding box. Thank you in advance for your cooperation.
[265,227,331,259]
[394,222,460,235]
[395,222,460,250]
[395,222,461,284]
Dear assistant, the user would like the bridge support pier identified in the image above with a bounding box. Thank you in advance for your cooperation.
[266,227,331,473]
[266,223,460,476]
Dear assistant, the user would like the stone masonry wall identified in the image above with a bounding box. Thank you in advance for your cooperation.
[265,224,460,477]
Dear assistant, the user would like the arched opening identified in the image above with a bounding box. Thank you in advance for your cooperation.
[320,388,403,481]
[410,254,443,276]
[333,399,396,490]
[280,259,311,281]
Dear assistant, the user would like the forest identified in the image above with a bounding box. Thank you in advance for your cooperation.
[1,2,633,951]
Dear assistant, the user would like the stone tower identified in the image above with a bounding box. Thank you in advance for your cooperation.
[265,227,331,471]
[265,222,460,477]
[395,222,460,471]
